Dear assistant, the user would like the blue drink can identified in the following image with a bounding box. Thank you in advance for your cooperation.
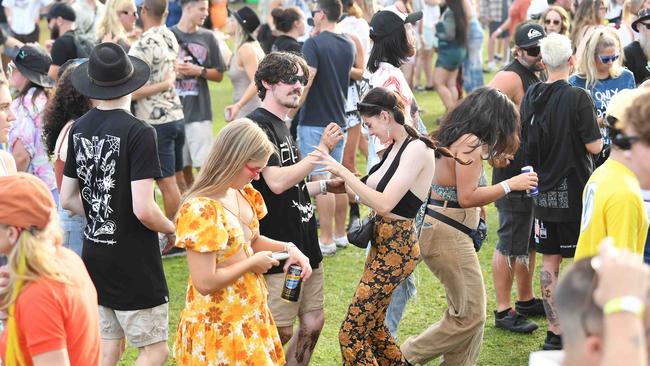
[521,166,539,197]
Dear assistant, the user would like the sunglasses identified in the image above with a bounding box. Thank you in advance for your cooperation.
[311,8,322,18]
[523,46,541,57]
[120,10,138,17]
[612,133,640,150]
[244,163,265,177]
[279,74,308,86]
[598,54,620,63]
[544,19,561,25]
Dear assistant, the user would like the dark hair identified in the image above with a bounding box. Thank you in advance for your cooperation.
[358,87,464,163]
[143,0,168,18]
[16,81,48,120]
[180,0,205,7]
[271,7,302,33]
[318,0,342,22]
[431,87,520,167]
[447,0,468,47]
[367,26,415,72]
[255,51,310,100]
[43,66,92,155]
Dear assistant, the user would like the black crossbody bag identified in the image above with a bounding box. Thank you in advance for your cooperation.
[425,204,487,252]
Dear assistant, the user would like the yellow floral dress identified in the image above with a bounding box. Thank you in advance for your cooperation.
[173,185,285,365]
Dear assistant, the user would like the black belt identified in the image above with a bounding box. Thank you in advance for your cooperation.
[428,198,463,209]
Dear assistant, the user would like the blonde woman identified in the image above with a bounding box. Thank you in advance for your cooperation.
[0,173,100,365]
[173,119,312,365]
[96,0,139,51]
[570,27,635,165]
[571,0,610,59]
[223,7,264,121]
[539,6,571,36]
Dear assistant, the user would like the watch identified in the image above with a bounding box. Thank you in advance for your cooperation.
[200,67,207,78]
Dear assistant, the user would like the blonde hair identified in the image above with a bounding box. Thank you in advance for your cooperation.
[181,119,276,206]
[539,6,571,36]
[232,15,260,51]
[576,27,625,88]
[96,0,135,42]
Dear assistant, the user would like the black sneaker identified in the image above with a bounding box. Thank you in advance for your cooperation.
[516,298,546,317]
[542,331,563,350]
[494,310,539,333]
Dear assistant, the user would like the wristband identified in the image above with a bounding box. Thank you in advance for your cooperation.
[500,181,512,195]
[354,194,360,203]
[200,67,207,78]
[320,180,327,195]
[285,242,297,251]
[604,296,645,317]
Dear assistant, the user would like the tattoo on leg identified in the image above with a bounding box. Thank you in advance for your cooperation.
[294,330,321,364]
[541,269,559,327]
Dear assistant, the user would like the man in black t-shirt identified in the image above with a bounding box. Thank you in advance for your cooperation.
[248,52,343,365]
[46,2,78,80]
[522,34,602,351]
[61,43,175,366]
[624,9,650,86]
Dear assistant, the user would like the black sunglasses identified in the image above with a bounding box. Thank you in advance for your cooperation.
[311,8,322,18]
[279,74,308,86]
[544,19,561,25]
[523,46,541,57]
[612,133,640,150]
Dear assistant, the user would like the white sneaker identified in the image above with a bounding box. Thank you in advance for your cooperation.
[319,242,337,256]
[334,236,349,248]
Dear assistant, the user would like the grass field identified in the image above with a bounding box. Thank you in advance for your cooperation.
[115,67,557,365]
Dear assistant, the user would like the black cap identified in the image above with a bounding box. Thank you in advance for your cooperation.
[12,45,55,88]
[369,6,422,40]
[47,2,76,22]
[632,8,650,32]
[514,23,545,48]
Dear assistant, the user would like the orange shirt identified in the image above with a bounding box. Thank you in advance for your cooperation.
[509,0,532,34]
[0,247,100,365]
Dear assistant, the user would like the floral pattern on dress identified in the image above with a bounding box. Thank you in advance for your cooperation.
[173,184,285,366]
[8,87,55,191]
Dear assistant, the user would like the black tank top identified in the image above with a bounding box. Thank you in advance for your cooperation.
[503,59,541,96]
[362,137,423,218]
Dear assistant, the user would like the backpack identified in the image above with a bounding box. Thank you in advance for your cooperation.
[72,30,97,58]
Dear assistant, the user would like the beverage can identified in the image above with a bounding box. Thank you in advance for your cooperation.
[521,165,539,197]
[281,265,302,302]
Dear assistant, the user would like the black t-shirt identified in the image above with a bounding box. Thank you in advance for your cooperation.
[51,31,78,66]
[522,80,602,222]
[63,108,168,310]
[247,108,322,274]
[272,35,303,55]
[624,41,650,86]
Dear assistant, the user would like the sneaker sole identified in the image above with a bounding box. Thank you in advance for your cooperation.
[494,323,539,334]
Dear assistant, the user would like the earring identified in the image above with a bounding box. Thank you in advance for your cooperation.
[386,125,391,140]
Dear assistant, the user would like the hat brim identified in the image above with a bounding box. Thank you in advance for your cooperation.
[70,56,150,100]
[404,11,423,24]
[232,11,258,41]
[14,62,55,88]
[632,14,650,32]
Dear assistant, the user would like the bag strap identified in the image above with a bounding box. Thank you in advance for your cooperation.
[425,207,473,236]
[179,41,202,66]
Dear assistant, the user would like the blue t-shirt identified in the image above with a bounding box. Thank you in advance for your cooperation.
[299,31,355,128]
[568,69,636,120]
[166,0,182,27]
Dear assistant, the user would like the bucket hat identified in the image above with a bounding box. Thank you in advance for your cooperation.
[71,42,150,100]
[12,45,55,88]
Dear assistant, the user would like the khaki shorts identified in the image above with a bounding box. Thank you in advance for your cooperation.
[182,120,212,168]
[265,266,324,328]
[99,303,169,348]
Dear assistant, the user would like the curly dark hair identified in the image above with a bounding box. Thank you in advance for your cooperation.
[254,51,310,100]
[43,65,92,156]
[367,25,415,73]
[431,86,520,167]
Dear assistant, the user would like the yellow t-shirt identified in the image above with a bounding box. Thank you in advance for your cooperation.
[575,159,649,259]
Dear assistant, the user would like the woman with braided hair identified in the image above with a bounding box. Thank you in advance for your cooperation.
[311,86,460,365]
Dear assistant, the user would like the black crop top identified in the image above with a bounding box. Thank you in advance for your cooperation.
[361,137,424,218]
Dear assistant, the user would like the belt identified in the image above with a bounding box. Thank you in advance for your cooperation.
[428,198,463,209]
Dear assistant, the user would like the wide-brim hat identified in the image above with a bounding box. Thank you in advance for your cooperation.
[369,5,422,40]
[231,6,260,38]
[12,45,55,88]
[632,8,650,32]
[71,42,150,100]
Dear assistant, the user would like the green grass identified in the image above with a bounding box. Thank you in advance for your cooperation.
[117,71,558,365]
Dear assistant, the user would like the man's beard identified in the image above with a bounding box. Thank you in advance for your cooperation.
[639,32,650,59]
[50,24,60,40]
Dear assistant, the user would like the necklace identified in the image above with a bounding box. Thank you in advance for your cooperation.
[223,189,255,234]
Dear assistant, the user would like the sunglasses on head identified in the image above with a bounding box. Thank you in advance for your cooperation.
[279,74,308,86]
[544,18,561,25]
[523,46,541,57]
[599,54,620,63]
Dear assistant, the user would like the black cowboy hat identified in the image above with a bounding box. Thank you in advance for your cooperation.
[71,42,150,100]
[632,8,650,32]
[12,45,55,88]
[231,6,260,38]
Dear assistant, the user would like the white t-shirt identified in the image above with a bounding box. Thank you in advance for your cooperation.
[422,3,441,27]
[2,0,52,35]
[527,0,549,19]
[338,15,371,65]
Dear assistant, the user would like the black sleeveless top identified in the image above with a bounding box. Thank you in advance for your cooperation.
[503,59,541,93]
[362,137,423,218]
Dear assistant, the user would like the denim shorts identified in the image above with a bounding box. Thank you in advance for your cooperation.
[153,120,185,178]
[436,41,467,71]
[297,124,346,178]
[58,205,86,256]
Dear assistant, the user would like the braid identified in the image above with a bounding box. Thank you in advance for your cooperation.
[403,124,472,165]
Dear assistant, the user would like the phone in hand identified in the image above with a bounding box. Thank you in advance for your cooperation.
[271,251,290,261]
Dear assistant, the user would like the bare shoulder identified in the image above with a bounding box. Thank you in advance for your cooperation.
[488,70,522,93]
[450,134,483,157]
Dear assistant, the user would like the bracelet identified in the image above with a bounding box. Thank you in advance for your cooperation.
[604,296,645,317]
[200,67,207,78]
[354,194,360,203]
[285,242,297,252]
[319,180,327,195]
[500,181,512,195]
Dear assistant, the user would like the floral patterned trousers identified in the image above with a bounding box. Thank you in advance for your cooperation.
[339,216,420,365]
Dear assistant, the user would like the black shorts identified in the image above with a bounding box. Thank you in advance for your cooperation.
[153,120,185,178]
[495,196,534,257]
[533,219,580,258]
[488,21,510,38]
